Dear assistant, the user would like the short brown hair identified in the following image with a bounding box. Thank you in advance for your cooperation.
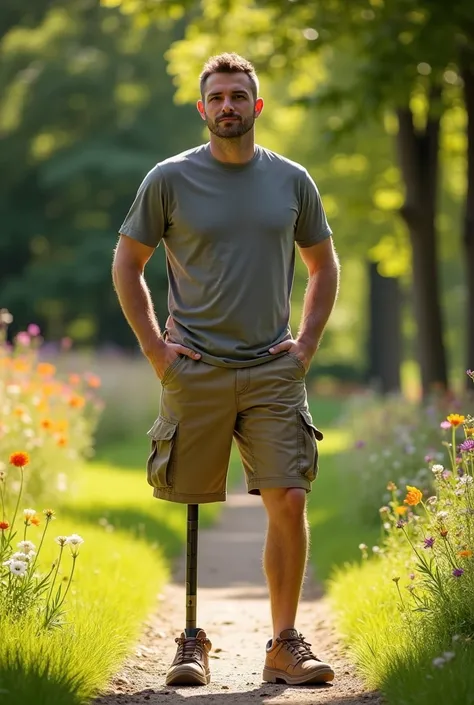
[200,53,259,101]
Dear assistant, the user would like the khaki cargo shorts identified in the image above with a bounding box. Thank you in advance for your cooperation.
[146,353,323,504]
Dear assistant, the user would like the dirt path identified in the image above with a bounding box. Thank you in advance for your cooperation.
[94,488,382,705]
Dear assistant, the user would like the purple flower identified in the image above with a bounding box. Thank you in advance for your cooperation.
[27,323,41,336]
[354,440,366,449]
[409,573,415,580]
[452,568,464,578]
[424,537,435,549]
[459,439,474,453]
[467,370,474,381]
[396,520,406,529]
[440,421,452,430]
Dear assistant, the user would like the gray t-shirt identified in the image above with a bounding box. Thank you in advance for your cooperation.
[119,143,332,368]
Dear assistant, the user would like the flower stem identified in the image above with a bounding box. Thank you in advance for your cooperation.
[6,469,23,544]
[46,545,64,606]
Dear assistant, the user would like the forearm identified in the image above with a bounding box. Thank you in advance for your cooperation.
[112,262,164,357]
[297,262,340,356]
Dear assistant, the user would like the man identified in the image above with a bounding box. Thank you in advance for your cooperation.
[113,52,340,687]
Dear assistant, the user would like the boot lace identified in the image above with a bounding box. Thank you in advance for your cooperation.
[174,635,207,664]
[278,633,319,663]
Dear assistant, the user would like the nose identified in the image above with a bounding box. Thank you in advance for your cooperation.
[222,96,234,113]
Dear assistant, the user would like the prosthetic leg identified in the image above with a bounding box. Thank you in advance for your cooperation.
[185,504,199,636]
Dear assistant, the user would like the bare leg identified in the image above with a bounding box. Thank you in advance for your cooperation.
[260,488,309,641]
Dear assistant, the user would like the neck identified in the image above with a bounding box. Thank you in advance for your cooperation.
[209,132,256,164]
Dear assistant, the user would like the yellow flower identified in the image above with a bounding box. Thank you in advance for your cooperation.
[447,414,465,427]
[404,485,423,507]
[395,506,408,516]
[37,363,56,377]
[56,435,68,448]
[68,395,85,409]
[466,428,474,437]
[40,418,53,430]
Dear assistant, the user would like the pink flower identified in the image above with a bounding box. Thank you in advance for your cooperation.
[27,323,41,336]
[440,421,451,430]
[15,332,30,346]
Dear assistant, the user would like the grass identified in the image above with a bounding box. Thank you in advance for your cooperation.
[329,555,474,705]
[306,396,380,582]
[0,432,235,704]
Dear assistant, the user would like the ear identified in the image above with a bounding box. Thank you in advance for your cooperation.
[196,99,206,121]
[254,97,264,119]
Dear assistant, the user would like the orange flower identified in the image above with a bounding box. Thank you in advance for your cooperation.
[458,550,473,558]
[447,414,465,427]
[69,374,81,386]
[40,419,53,430]
[37,363,56,377]
[9,451,30,468]
[68,395,85,409]
[395,506,408,516]
[30,516,40,527]
[13,407,25,417]
[56,436,68,447]
[86,374,101,389]
[0,521,9,530]
[404,485,423,506]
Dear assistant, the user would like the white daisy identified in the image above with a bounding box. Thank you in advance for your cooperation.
[432,464,444,474]
[66,534,84,547]
[11,552,30,563]
[17,540,36,554]
[23,508,36,519]
[9,560,27,577]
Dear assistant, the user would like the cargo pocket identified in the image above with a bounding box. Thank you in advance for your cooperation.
[146,416,178,489]
[297,408,324,482]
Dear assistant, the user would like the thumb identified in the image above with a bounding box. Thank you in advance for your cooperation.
[175,345,201,360]
[269,340,293,355]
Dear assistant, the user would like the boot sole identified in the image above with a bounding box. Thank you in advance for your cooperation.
[262,666,335,685]
[166,667,211,686]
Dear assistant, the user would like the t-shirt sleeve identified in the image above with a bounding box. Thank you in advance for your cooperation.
[119,165,168,248]
[294,169,332,248]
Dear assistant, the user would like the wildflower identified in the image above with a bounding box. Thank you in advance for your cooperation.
[458,550,473,558]
[404,485,423,506]
[0,309,13,325]
[424,537,435,549]
[66,534,84,547]
[432,657,445,668]
[459,439,474,453]
[354,440,366,449]
[56,436,68,448]
[55,536,68,546]
[440,421,452,430]
[17,541,35,554]
[395,506,408,516]
[0,471,6,481]
[15,332,30,346]
[447,414,465,427]
[396,520,406,529]
[30,516,40,527]
[467,370,474,381]
[9,451,30,468]
[383,522,391,531]
[23,509,36,520]
[409,573,415,580]
[452,568,464,578]
[440,529,449,538]
[0,521,10,530]
[431,464,444,475]
[443,652,455,662]
[27,323,41,336]
[459,476,474,485]
[358,543,367,551]
[466,428,474,437]
[68,395,85,409]
[9,560,27,577]
[85,373,101,389]
[68,374,81,386]
[372,546,381,554]
[392,576,400,584]
[37,363,56,377]
[11,552,30,563]
[437,511,449,520]
[40,419,53,430]
[43,509,55,520]
[387,481,397,491]
[379,506,390,515]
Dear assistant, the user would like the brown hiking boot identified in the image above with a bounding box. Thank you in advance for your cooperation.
[262,629,335,685]
[165,629,212,686]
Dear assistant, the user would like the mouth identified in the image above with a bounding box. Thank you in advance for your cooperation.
[218,116,241,123]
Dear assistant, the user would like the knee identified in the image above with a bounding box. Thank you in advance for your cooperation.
[264,488,306,524]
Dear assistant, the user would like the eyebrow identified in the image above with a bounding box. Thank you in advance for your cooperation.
[207,89,250,98]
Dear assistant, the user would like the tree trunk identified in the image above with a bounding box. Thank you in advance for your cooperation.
[367,261,402,394]
[396,103,448,396]
[462,60,474,391]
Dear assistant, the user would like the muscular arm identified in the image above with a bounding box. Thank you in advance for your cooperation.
[269,237,340,366]
[297,237,340,356]
[112,234,164,356]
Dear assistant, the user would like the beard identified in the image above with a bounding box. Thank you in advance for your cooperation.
[206,113,255,139]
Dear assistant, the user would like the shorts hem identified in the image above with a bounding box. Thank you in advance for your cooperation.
[153,488,227,504]
[247,477,311,494]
